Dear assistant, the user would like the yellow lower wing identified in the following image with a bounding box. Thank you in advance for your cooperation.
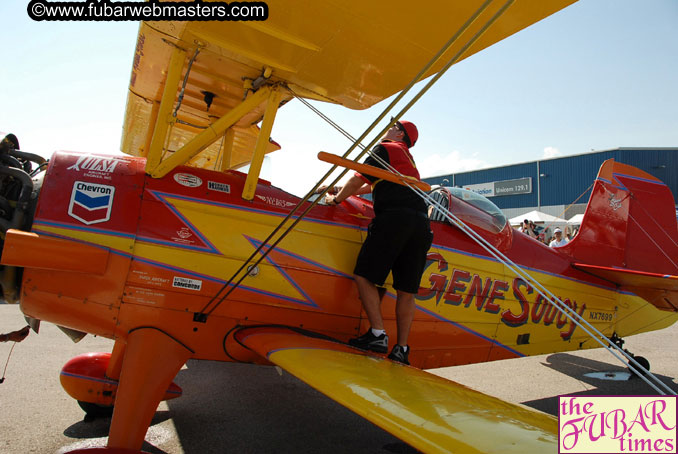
[236,326,557,454]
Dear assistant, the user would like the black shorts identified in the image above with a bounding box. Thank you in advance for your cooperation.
[354,211,433,294]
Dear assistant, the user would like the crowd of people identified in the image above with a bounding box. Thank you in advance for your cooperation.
[518,219,578,247]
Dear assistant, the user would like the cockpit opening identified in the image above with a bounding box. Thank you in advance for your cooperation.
[428,187,507,234]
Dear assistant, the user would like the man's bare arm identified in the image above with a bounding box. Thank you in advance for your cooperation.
[327,175,370,204]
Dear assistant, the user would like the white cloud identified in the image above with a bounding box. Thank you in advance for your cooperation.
[417,150,487,178]
[542,146,561,159]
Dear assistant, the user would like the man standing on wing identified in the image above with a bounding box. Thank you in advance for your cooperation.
[326,120,433,365]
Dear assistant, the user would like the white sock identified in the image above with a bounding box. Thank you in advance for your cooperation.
[371,328,386,337]
[400,345,409,352]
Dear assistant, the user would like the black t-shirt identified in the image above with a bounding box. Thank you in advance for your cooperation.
[362,144,427,215]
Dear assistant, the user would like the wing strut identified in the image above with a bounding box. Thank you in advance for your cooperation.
[145,45,187,173]
[193,0,503,322]
[242,86,283,200]
[149,85,274,178]
[141,39,281,182]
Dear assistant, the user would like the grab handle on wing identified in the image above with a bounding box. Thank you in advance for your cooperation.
[318,152,431,192]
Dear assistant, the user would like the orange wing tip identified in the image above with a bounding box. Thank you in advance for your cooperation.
[1,229,109,274]
[598,159,663,184]
[236,326,557,453]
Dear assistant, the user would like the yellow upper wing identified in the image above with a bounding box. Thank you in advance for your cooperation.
[236,326,557,454]
[121,0,576,173]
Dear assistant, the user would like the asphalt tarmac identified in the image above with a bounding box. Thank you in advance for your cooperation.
[1,304,677,454]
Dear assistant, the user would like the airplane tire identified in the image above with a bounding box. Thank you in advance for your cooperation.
[628,356,650,377]
[77,400,114,420]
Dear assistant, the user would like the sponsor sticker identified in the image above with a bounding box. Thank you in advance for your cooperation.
[171,227,195,245]
[559,395,676,453]
[172,276,202,291]
[176,227,192,239]
[208,181,230,193]
[174,173,202,188]
[68,181,115,225]
[67,155,126,180]
[609,194,623,211]
[132,270,169,287]
[255,194,295,208]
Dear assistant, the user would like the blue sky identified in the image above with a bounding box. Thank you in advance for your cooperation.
[1,0,676,196]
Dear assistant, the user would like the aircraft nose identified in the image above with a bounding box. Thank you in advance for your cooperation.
[0,133,48,304]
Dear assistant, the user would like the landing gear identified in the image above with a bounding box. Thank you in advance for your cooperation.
[630,356,651,376]
[608,333,650,378]
[63,347,185,427]
[78,401,114,422]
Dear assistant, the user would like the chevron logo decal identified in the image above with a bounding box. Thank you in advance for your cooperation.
[68,181,115,225]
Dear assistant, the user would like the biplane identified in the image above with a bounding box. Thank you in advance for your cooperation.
[2,0,678,452]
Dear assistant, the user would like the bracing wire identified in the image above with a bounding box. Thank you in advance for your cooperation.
[627,201,678,265]
[552,182,593,234]
[627,214,678,269]
[0,342,17,384]
[598,180,678,268]
[173,47,201,119]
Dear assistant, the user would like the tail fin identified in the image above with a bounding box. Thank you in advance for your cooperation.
[561,159,678,311]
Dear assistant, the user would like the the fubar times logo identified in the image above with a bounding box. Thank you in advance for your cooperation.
[559,396,676,453]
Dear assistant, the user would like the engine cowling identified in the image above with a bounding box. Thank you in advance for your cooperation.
[0,133,47,303]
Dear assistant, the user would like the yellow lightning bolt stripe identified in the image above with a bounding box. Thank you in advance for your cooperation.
[134,195,364,303]
[32,222,135,254]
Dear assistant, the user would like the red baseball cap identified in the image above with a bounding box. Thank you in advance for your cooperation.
[397,120,418,147]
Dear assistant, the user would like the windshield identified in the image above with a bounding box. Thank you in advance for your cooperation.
[429,187,507,233]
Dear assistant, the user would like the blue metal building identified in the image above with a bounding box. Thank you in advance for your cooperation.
[423,148,678,220]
